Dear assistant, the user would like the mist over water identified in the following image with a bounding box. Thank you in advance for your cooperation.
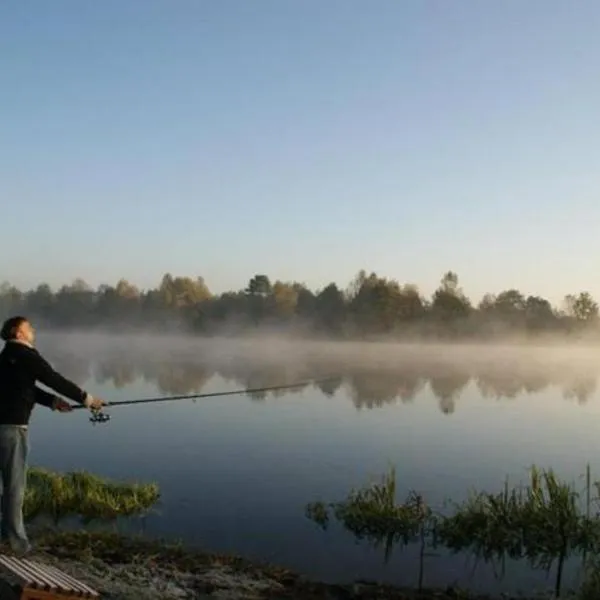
[28,333,600,594]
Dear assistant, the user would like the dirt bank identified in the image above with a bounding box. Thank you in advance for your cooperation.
[16,531,553,600]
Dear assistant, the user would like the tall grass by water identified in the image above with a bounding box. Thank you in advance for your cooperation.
[22,462,600,597]
[24,467,160,525]
[306,464,600,597]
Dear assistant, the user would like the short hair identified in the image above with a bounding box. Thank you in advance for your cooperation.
[0,316,28,342]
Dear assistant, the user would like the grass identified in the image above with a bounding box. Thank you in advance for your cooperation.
[15,464,600,598]
[438,466,597,596]
[306,464,600,598]
[24,467,160,525]
[307,467,435,591]
[577,554,600,600]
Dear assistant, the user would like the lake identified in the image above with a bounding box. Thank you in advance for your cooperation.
[26,333,600,596]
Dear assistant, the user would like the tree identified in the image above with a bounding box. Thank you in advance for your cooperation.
[524,296,555,330]
[315,283,346,335]
[246,275,272,297]
[25,284,54,320]
[440,271,459,295]
[115,279,140,300]
[270,281,299,319]
[0,282,23,317]
[0,269,598,341]
[346,269,369,301]
[53,279,96,326]
[294,284,316,320]
[431,272,471,324]
[397,284,425,321]
[565,292,599,322]
[494,289,526,313]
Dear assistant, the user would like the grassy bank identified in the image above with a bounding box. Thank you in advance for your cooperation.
[15,465,600,599]
[25,467,160,524]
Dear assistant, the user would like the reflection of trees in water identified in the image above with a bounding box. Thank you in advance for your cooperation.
[477,374,525,400]
[217,360,312,401]
[397,375,425,403]
[94,354,137,389]
[347,369,426,410]
[42,347,600,414]
[91,353,215,395]
[315,376,344,397]
[427,368,471,415]
[521,373,551,395]
[563,376,597,405]
[143,360,213,395]
[475,363,552,399]
[235,366,298,401]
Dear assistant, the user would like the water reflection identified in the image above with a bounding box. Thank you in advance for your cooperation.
[40,343,600,411]
[29,338,600,595]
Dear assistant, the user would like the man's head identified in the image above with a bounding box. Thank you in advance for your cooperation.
[0,316,35,346]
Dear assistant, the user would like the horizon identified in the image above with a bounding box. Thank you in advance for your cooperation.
[3,1,600,305]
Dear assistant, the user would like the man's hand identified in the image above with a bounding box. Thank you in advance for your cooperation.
[85,395,104,412]
[53,398,73,413]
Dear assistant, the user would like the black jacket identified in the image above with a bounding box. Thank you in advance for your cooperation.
[0,341,89,425]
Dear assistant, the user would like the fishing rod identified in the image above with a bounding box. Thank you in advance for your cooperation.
[72,376,339,424]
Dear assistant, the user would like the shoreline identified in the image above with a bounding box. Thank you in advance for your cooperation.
[16,465,595,599]
[21,530,552,600]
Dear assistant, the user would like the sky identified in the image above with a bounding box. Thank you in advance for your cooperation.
[2,1,600,305]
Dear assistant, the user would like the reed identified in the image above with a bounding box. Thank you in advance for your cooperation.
[306,464,600,598]
[438,466,594,596]
[306,467,435,590]
[578,554,600,600]
[24,467,160,525]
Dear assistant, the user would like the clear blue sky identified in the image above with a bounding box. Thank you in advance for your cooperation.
[2,1,599,304]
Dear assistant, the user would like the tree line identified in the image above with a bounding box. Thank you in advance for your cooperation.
[1,270,598,339]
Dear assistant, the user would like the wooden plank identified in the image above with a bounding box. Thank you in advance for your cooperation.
[39,564,98,597]
[21,560,72,594]
[33,565,85,597]
[1,556,57,591]
[10,557,63,591]
[0,554,99,599]
[0,556,44,588]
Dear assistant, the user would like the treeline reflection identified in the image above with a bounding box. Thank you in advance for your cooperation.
[43,348,600,414]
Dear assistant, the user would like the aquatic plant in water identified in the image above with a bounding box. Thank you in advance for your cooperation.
[307,464,600,597]
[438,466,597,596]
[24,467,160,525]
[306,467,436,590]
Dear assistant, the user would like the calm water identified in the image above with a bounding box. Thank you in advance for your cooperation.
[26,334,600,595]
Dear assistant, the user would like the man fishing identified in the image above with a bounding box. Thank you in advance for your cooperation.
[0,316,103,554]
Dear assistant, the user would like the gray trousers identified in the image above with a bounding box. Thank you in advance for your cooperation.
[0,426,30,553]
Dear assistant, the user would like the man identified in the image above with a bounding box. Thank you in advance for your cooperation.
[0,316,103,554]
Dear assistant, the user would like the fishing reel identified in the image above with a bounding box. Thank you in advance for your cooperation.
[89,410,111,425]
